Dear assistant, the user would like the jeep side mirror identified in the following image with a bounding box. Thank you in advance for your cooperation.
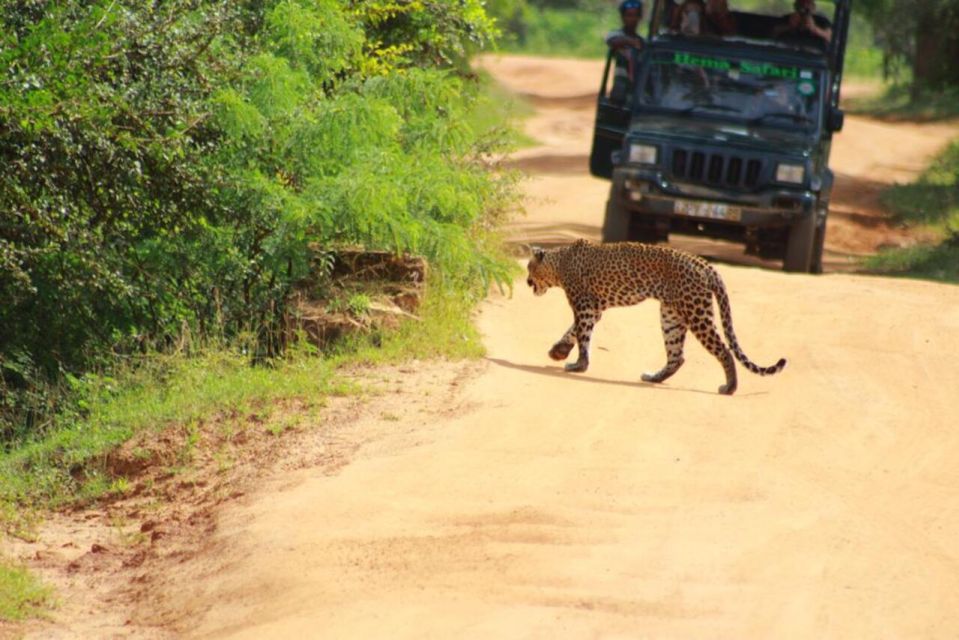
[828,108,845,132]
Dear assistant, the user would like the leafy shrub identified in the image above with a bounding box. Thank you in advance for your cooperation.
[505,6,618,58]
[0,0,516,443]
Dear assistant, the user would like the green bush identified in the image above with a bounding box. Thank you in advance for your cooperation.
[865,139,959,283]
[882,139,959,227]
[509,7,619,58]
[0,0,516,443]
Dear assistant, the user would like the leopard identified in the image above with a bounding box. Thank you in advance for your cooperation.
[526,239,786,395]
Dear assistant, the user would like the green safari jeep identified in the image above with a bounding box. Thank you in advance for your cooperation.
[590,0,852,273]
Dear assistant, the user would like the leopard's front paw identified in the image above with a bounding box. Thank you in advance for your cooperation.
[548,341,574,361]
[564,359,588,373]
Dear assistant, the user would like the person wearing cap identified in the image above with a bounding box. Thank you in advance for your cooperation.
[605,0,645,104]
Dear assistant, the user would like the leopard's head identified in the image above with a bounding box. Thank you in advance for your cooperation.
[526,247,558,297]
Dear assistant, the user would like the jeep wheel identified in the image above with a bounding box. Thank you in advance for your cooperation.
[783,213,816,273]
[809,202,828,274]
[601,197,630,242]
[810,220,826,274]
[627,213,664,243]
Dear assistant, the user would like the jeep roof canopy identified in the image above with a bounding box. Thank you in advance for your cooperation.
[646,0,852,104]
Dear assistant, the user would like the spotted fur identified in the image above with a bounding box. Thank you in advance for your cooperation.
[526,239,786,395]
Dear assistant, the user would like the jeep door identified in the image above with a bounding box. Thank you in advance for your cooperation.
[589,49,634,179]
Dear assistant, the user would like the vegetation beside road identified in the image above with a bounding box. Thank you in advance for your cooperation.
[845,84,959,122]
[0,560,50,622]
[0,0,521,621]
[0,284,484,528]
[865,140,959,283]
[1,0,517,445]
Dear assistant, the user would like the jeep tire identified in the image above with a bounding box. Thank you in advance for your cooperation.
[601,196,630,242]
[783,211,816,273]
[810,202,828,274]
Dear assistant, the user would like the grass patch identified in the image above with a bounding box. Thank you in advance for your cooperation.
[332,281,504,364]
[882,139,959,228]
[864,241,959,283]
[0,559,51,621]
[0,281,499,622]
[863,140,959,283]
[845,83,959,121]
[0,282,500,532]
[0,349,340,520]
[882,145,959,228]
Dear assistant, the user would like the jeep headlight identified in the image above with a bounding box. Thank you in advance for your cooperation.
[629,143,658,165]
[776,163,805,184]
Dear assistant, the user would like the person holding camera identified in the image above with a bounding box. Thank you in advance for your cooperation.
[772,0,832,44]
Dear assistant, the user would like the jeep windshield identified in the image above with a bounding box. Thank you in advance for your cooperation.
[638,50,823,132]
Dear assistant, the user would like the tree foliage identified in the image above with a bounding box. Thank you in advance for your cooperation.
[0,0,515,441]
[857,0,959,90]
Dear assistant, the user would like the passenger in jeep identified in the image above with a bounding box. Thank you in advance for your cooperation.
[605,0,646,104]
[703,0,737,36]
[670,0,706,35]
[772,0,832,44]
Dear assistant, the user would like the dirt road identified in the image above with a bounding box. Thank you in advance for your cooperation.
[136,57,959,639]
[151,267,959,639]
[19,57,959,639]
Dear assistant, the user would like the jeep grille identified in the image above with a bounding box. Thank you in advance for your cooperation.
[670,149,764,190]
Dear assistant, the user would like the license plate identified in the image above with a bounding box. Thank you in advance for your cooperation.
[673,199,741,222]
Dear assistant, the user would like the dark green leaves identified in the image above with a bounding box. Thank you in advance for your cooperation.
[1,0,517,439]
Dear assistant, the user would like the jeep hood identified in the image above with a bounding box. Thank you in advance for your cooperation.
[629,114,815,155]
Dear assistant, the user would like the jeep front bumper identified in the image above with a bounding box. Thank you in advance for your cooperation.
[613,167,817,227]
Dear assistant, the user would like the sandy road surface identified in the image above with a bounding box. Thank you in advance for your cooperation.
[130,57,959,639]
[154,268,959,639]
[17,57,959,639]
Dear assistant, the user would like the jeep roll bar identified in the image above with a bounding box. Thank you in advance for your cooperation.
[828,0,852,109]
[646,0,852,79]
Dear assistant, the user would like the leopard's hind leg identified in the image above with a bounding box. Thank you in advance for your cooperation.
[685,300,737,395]
[642,304,687,384]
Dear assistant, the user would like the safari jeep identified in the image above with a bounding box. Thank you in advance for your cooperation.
[590,0,851,272]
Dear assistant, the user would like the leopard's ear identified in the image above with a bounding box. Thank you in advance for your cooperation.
[532,247,546,261]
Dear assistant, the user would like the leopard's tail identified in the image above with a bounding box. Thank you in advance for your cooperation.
[710,273,787,376]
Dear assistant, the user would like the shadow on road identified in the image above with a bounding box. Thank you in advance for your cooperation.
[516,92,597,110]
[486,357,769,397]
[506,153,590,175]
